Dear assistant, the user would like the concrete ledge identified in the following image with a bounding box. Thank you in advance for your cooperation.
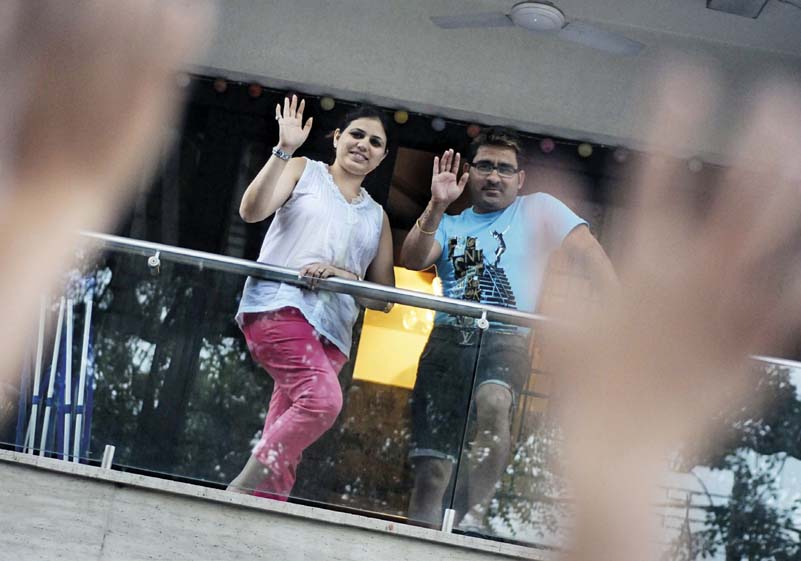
[0,449,550,561]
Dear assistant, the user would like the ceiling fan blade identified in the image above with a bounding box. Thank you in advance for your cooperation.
[430,12,515,29]
[558,21,644,55]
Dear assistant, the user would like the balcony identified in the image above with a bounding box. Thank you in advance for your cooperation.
[1,448,542,560]
[3,234,801,560]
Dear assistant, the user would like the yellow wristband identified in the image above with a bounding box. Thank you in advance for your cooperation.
[416,218,437,236]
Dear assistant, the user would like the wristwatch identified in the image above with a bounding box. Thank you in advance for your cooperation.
[272,146,292,161]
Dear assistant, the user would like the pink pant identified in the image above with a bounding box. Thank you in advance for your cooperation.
[241,308,347,500]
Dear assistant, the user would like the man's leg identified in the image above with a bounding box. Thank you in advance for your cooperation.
[456,382,513,526]
[407,326,476,526]
[408,456,454,526]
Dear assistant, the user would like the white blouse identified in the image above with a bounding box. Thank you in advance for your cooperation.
[236,158,384,356]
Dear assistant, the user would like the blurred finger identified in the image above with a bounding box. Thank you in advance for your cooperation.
[297,98,305,121]
[708,82,801,270]
[452,152,461,174]
[289,94,298,116]
[0,0,214,390]
[15,0,213,189]
[757,266,801,355]
[627,61,721,263]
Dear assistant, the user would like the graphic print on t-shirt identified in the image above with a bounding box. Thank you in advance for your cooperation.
[447,228,517,309]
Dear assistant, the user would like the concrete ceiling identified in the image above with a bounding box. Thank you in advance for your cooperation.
[201,0,801,158]
[471,0,801,55]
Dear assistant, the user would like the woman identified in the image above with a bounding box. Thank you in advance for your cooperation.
[228,95,395,499]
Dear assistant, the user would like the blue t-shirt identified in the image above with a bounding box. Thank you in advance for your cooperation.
[433,193,586,327]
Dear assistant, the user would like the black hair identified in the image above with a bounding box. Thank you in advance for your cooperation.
[468,126,523,163]
[337,105,393,150]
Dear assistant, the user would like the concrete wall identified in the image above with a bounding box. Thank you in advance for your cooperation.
[194,0,801,159]
[0,450,547,561]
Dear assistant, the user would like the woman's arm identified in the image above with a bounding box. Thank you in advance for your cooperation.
[298,212,396,311]
[239,156,305,222]
[239,95,313,223]
[362,211,396,311]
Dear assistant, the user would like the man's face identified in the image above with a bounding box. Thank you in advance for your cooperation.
[468,146,525,213]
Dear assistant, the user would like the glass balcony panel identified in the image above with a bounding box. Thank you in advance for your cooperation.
[443,316,568,546]
[9,236,801,553]
[449,319,801,552]
[5,248,482,524]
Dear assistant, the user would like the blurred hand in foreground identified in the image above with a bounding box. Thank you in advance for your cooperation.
[547,63,801,561]
[0,0,213,393]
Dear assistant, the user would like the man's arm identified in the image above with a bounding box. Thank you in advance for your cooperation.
[399,149,467,270]
[399,201,446,270]
[559,225,618,296]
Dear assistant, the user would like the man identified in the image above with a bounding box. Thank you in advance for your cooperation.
[400,127,616,530]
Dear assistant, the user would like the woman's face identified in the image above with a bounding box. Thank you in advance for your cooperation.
[333,117,388,176]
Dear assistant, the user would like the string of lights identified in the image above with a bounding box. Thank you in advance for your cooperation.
[186,74,709,171]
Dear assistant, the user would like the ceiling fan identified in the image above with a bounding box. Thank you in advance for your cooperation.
[430,1,644,56]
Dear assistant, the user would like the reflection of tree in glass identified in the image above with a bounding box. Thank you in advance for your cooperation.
[694,454,800,561]
[667,364,801,560]
[300,377,414,515]
[82,254,412,505]
[87,254,271,482]
[488,413,568,540]
[180,333,271,482]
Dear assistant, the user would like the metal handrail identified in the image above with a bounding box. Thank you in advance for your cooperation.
[79,232,543,328]
[79,231,801,371]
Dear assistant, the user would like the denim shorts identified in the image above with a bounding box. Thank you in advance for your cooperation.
[408,325,531,462]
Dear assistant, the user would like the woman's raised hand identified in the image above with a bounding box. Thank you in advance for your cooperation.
[275,95,313,155]
[430,149,469,207]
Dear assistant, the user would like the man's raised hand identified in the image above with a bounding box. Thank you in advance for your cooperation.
[430,149,469,207]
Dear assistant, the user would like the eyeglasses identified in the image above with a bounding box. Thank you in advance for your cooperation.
[471,160,519,177]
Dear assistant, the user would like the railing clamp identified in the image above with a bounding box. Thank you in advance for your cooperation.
[147,251,161,276]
